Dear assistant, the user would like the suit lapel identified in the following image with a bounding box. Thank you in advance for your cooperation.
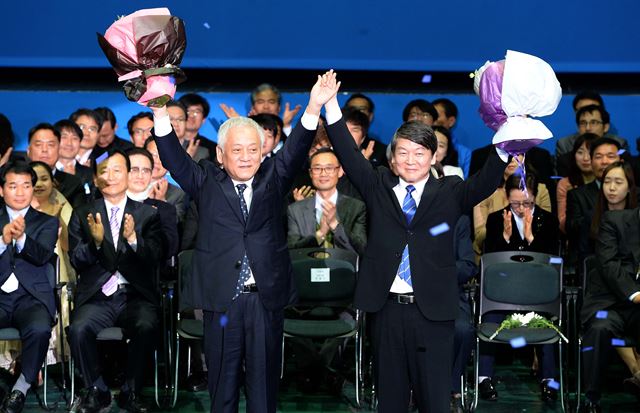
[382,171,406,227]
[216,173,245,225]
[98,201,115,249]
[411,176,438,227]
[0,207,9,230]
[302,197,318,234]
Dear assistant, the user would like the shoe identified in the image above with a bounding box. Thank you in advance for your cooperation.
[479,378,498,401]
[584,400,602,413]
[77,386,111,413]
[117,391,149,413]
[623,374,640,400]
[449,395,464,413]
[540,379,558,402]
[0,390,26,413]
[185,372,208,392]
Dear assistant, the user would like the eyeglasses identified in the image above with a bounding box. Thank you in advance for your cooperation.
[170,117,186,123]
[186,109,203,117]
[132,127,153,136]
[130,167,152,176]
[578,119,604,127]
[310,166,340,175]
[509,201,535,209]
[77,124,99,133]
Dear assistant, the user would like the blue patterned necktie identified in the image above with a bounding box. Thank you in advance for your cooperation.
[397,185,416,286]
[234,184,251,298]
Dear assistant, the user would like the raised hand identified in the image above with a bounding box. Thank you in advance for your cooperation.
[150,178,169,201]
[282,102,302,127]
[186,138,201,159]
[523,208,534,243]
[321,200,338,230]
[361,140,375,160]
[219,103,240,119]
[308,70,341,115]
[87,213,105,246]
[123,213,136,244]
[292,185,315,202]
[10,216,25,240]
[502,209,512,242]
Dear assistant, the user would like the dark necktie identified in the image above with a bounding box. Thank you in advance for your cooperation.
[234,184,251,298]
[397,185,416,286]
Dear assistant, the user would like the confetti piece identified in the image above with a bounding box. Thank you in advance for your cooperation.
[549,257,563,264]
[203,22,211,29]
[84,183,91,195]
[220,314,228,327]
[550,176,563,180]
[617,149,626,155]
[547,380,560,390]
[510,337,527,348]
[581,346,594,352]
[612,338,626,346]
[499,272,508,277]
[595,310,608,319]
[421,74,432,84]
[429,222,450,236]
[96,152,108,164]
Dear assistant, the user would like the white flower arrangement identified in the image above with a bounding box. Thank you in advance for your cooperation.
[488,311,568,343]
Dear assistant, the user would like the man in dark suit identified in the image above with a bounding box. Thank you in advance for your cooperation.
[322,74,509,412]
[0,162,58,413]
[68,150,163,413]
[287,147,366,255]
[92,107,134,162]
[178,93,218,161]
[582,208,640,412]
[152,72,332,412]
[54,119,94,187]
[26,123,85,207]
[481,173,560,402]
[566,137,621,273]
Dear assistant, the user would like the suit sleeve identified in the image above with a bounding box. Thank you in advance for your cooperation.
[454,149,509,214]
[565,189,584,238]
[155,129,206,199]
[274,121,317,196]
[287,204,318,249]
[19,215,58,266]
[119,210,163,287]
[325,118,378,203]
[454,215,477,285]
[596,211,640,302]
[68,209,117,273]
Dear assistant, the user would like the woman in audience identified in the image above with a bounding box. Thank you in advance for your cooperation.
[588,161,640,381]
[29,161,74,365]
[473,155,551,256]
[432,126,463,179]
[557,133,597,233]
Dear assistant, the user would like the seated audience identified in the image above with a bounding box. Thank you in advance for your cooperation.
[54,119,94,187]
[432,98,472,177]
[68,149,163,413]
[127,112,154,148]
[0,162,58,413]
[344,93,388,168]
[287,148,366,255]
[177,93,218,159]
[92,107,133,161]
[70,109,103,167]
[167,101,210,162]
[343,107,386,170]
[479,174,560,403]
[432,126,463,179]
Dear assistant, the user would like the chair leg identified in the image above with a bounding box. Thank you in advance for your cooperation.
[354,331,361,408]
[171,334,180,408]
[280,336,285,380]
[70,357,75,405]
[42,363,48,408]
[154,350,160,408]
[576,337,582,413]
[471,338,480,412]
[559,339,566,413]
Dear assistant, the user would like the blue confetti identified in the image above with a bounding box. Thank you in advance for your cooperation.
[510,337,527,348]
[84,183,91,195]
[547,380,560,390]
[595,310,608,319]
[95,152,108,164]
[421,74,432,84]
[550,176,564,180]
[612,338,626,347]
[429,222,450,236]
[617,149,626,155]
[581,346,594,352]
[549,257,563,265]
[219,314,228,327]
[203,22,211,29]
[499,272,508,277]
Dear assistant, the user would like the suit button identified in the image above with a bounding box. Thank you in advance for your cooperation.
[407,230,414,236]
[243,232,248,238]
[518,246,524,250]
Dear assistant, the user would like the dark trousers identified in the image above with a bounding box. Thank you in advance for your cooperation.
[372,300,454,413]
[582,306,640,401]
[479,312,557,380]
[68,288,159,392]
[0,286,53,384]
[452,299,474,393]
[203,292,283,413]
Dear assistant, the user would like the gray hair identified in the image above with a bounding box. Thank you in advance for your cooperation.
[250,83,281,106]
[217,117,265,151]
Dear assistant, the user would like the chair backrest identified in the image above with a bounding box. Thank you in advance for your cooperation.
[479,251,563,321]
[289,248,358,306]
[177,249,194,311]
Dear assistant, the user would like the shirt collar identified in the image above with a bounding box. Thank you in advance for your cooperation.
[104,196,128,215]
[397,175,429,194]
[231,177,254,191]
[315,190,339,210]
[6,205,30,220]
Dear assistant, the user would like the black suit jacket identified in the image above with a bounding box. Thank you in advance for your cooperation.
[54,169,85,208]
[68,198,163,306]
[454,215,478,302]
[566,180,599,262]
[0,208,58,317]
[582,208,640,323]
[143,198,179,259]
[484,206,559,255]
[156,122,316,312]
[326,118,508,320]
[91,137,134,161]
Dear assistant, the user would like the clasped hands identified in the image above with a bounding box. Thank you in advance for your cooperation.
[87,213,137,247]
[2,216,25,245]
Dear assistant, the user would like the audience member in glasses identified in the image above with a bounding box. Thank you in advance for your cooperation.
[70,108,103,168]
[177,93,218,161]
[127,112,154,148]
[166,100,210,162]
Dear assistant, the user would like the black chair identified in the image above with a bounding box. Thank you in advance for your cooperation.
[468,251,566,412]
[283,248,363,406]
[170,249,203,408]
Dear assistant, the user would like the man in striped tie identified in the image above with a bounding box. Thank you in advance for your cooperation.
[68,149,164,413]
[322,73,510,412]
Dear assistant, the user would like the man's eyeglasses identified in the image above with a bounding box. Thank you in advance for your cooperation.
[509,201,535,209]
[130,167,152,176]
[77,124,99,134]
[186,109,203,117]
[170,117,186,123]
[578,119,604,127]
[310,166,340,175]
